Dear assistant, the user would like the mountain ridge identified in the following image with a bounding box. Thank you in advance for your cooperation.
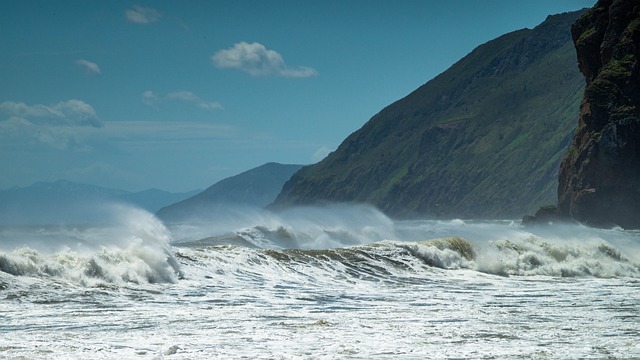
[272,10,587,219]
[157,162,303,223]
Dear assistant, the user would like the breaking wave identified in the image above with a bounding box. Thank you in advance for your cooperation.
[0,204,181,287]
[2,203,639,292]
[182,236,640,280]
[174,207,640,280]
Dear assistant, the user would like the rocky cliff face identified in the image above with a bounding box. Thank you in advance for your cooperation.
[557,0,640,229]
[272,10,586,219]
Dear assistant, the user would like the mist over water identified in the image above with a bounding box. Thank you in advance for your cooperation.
[1,203,639,358]
[0,204,181,286]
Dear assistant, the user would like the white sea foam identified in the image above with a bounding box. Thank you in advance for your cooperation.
[171,203,396,249]
[2,205,640,359]
[0,204,181,286]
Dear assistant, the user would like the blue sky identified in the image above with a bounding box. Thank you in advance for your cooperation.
[1,0,594,192]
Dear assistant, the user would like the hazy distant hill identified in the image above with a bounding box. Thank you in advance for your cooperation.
[0,180,198,225]
[157,162,303,223]
[272,10,586,219]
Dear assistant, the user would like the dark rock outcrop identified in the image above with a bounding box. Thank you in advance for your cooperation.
[522,205,574,226]
[557,0,640,229]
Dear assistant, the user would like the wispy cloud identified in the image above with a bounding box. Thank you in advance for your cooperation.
[0,99,101,150]
[125,5,162,24]
[142,90,223,110]
[141,90,160,107]
[312,146,333,162]
[211,42,318,78]
[75,59,101,75]
[0,99,101,127]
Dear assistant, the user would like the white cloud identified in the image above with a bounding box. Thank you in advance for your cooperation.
[211,42,318,78]
[0,99,99,150]
[166,90,200,102]
[75,59,101,75]
[312,146,333,162]
[0,99,101,127]
[0,116,92,151]
[141,90,160,107]
[125,5,161,24]
[142,90,223,111]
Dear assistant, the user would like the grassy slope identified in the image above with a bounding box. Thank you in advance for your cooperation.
[274,11,585,219]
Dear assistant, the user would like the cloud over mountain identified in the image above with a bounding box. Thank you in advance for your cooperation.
[211,42,318,78]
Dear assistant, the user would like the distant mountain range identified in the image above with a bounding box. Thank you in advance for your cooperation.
[272,10,587,219]
[0,180,198,225]
[156,162,303,223]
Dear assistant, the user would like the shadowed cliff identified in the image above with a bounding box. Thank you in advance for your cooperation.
[558,0,640,229]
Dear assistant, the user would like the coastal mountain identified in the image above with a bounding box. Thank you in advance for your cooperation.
[557,0,640,229]
[272,10,587,219]
[156,162,303,223]
[0,180,198,225]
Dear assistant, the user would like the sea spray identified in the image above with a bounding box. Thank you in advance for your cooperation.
[0,203,181,286]
[3,211,640,359]
[174,207,640,279]
[171,203,396,249]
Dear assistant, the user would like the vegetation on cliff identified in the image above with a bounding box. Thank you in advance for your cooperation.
[557,0,640,229]
[272,10,586,219]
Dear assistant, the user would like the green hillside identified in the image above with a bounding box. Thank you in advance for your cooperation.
[272,10,586,219]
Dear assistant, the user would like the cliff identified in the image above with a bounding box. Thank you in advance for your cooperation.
[557,0,640,229]
[272,10,586,219]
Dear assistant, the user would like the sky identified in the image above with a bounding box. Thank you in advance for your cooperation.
[1,0,595,192]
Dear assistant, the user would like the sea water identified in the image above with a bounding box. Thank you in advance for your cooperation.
[1,203,639,359]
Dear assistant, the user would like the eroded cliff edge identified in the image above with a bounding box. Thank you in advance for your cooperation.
[557,0,640,229]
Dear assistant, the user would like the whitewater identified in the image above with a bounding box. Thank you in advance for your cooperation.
[1,203,639,359]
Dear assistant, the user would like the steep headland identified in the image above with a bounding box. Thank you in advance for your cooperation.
[157,162,303,223]
[272,10,586,219]
[557,0,640,229]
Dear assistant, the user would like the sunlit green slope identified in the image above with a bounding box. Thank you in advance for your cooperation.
[273,10,586,219]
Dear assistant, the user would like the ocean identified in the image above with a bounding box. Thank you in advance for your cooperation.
[1,203,638,359]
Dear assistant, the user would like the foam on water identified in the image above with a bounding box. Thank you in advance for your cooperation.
[0,204,181,287]
[2,204,640,359]
[172,203,395,249]
[173,206,640,279]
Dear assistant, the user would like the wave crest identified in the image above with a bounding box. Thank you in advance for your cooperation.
[0,204,181,286]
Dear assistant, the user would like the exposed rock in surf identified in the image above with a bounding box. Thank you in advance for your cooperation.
[521,205,574,227]
[557,0,640,229]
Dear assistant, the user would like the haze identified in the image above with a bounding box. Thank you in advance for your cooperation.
[0,0,594,192]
